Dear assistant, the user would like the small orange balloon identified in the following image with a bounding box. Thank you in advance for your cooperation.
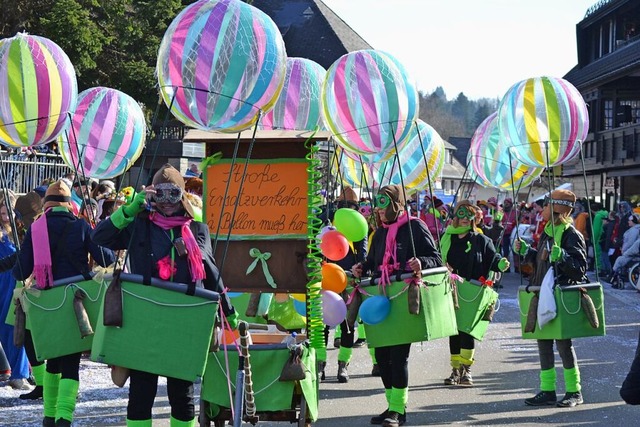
[321,262,347,293]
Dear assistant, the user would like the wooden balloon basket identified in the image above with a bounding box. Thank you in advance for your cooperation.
[190,129,331,427]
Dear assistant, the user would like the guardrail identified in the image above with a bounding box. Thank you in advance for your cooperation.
[0,150,72,195]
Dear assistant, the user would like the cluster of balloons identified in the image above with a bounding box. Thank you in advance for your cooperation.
[0,33,146,180]
[469,76,588,191]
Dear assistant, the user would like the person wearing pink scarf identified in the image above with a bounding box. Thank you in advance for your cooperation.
[92,164,238,427]
[351,185,442,427]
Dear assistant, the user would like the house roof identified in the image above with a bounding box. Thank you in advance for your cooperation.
[564,40,640,89]
[249,0,373,70]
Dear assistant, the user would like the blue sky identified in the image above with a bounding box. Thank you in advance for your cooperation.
[323,0,597,100]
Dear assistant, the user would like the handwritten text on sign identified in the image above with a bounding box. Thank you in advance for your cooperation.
[205,160,308,238]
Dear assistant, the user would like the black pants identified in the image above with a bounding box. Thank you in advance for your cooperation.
[323,320,355,348]
[46,352,81,381]
[127,369,194,421]
[621,330,640,405]
[24,329,45,369]
[449,331,475,354]
[376,344,411,389]
[538,339,577,370]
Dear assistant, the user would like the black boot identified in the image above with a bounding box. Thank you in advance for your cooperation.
[317,361,326,381]
[42,417,55,427]
[21,385,43,400]
[337,361,349,383]
[55,418,72,427]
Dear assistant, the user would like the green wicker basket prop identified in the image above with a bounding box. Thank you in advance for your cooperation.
[518,283,605,340]
[91,273,219,382]
[455,279,499,341]
[360,267,457,347]
[20,276,105,361]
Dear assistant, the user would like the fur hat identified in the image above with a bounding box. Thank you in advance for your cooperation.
[487,197,498,206]
[43,180,73,211]
[548,189,576,215]
[433,197,444,209]
[152,164,195,218]
[184,177,203,196]
[337,187,358,203]
[15,191,43,229]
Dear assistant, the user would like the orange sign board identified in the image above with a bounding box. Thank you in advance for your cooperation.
[204,159,308,239]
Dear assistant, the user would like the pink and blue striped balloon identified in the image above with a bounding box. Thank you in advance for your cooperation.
[468,112,543,191]
[0,33,77,148]
[261,58,326,131]
[377,121,445,191]
[157,0,287,133]
[497,76,588,167]
[322,50,419,159]
[59,87,146,179]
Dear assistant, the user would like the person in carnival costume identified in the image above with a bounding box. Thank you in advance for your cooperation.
[351,185,442,427]
[441,200,509,386]
[514,189,587,407]
[13,181,116,427]
[92,164,238,427]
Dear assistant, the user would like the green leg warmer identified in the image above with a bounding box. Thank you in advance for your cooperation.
[170,416,196,427]
[358,322,366,339]
[389,387,408,414]
[540,368,557,392]
[32,363,45,386]
[43,371,61,418]
[564,367,581,393]
[369,347,377,364]
[316,347,327,363]
[460,348,475,366]
[450,354,461,369]
[56,379,79,423]
[385,388,392,405]
[338,346,353,363]
[334,326,342,339]
[126,419,153,427]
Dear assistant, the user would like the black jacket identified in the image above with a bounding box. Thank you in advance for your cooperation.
[13,209,115,282]
[447,231,502,281]
[91,213,235,317]
[361,218,442,279]
[525,224,587,287]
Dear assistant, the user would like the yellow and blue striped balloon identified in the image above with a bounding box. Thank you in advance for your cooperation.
[0,33,77,148]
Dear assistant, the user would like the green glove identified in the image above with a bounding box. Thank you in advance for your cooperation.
[227,311,240,330]
[498,257,510,272]
[514,239,529,256]
[550,245,564,262]
[123,190,147,218]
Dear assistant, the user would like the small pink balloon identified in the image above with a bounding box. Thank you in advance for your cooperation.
[320,230,349,261]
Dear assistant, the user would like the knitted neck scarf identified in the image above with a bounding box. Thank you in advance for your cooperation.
[440,225,472,264]
[544,218,571,246]
[31,207,69,289]
[378,212,410,286]
[149,212,205,282]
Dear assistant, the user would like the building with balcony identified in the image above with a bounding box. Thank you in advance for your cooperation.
[563,0,640,208]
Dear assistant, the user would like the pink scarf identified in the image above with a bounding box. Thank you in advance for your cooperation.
[32,209,53,289]
[378,212,410,287]
[149,213,206,282]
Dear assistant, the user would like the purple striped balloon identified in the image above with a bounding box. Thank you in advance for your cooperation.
[157,0,287,133]
[0,33,78,148]
[261,58,326,131]
[59,87,146,179]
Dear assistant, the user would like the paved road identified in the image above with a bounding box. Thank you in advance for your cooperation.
[3,273,639,426]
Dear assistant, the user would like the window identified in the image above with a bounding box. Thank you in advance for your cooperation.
[618,100,640,125]
[603,100,614,130]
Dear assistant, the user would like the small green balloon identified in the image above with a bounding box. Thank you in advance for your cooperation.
[333,208,368,242]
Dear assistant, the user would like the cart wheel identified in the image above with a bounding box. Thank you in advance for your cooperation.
[199,400,211,427]
[298,394,311,427]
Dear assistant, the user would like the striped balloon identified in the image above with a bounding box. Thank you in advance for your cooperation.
[261,58,326,131]
[157,0,287,133]
[322,50,419,159]
[497,76,588,167]
[377,121,445,191]
[59,87,146,179]
[333,148,382,189]
[468,112,543,191]
[0,33,77,148]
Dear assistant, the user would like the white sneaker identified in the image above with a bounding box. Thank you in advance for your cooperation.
[9,378,31,390]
